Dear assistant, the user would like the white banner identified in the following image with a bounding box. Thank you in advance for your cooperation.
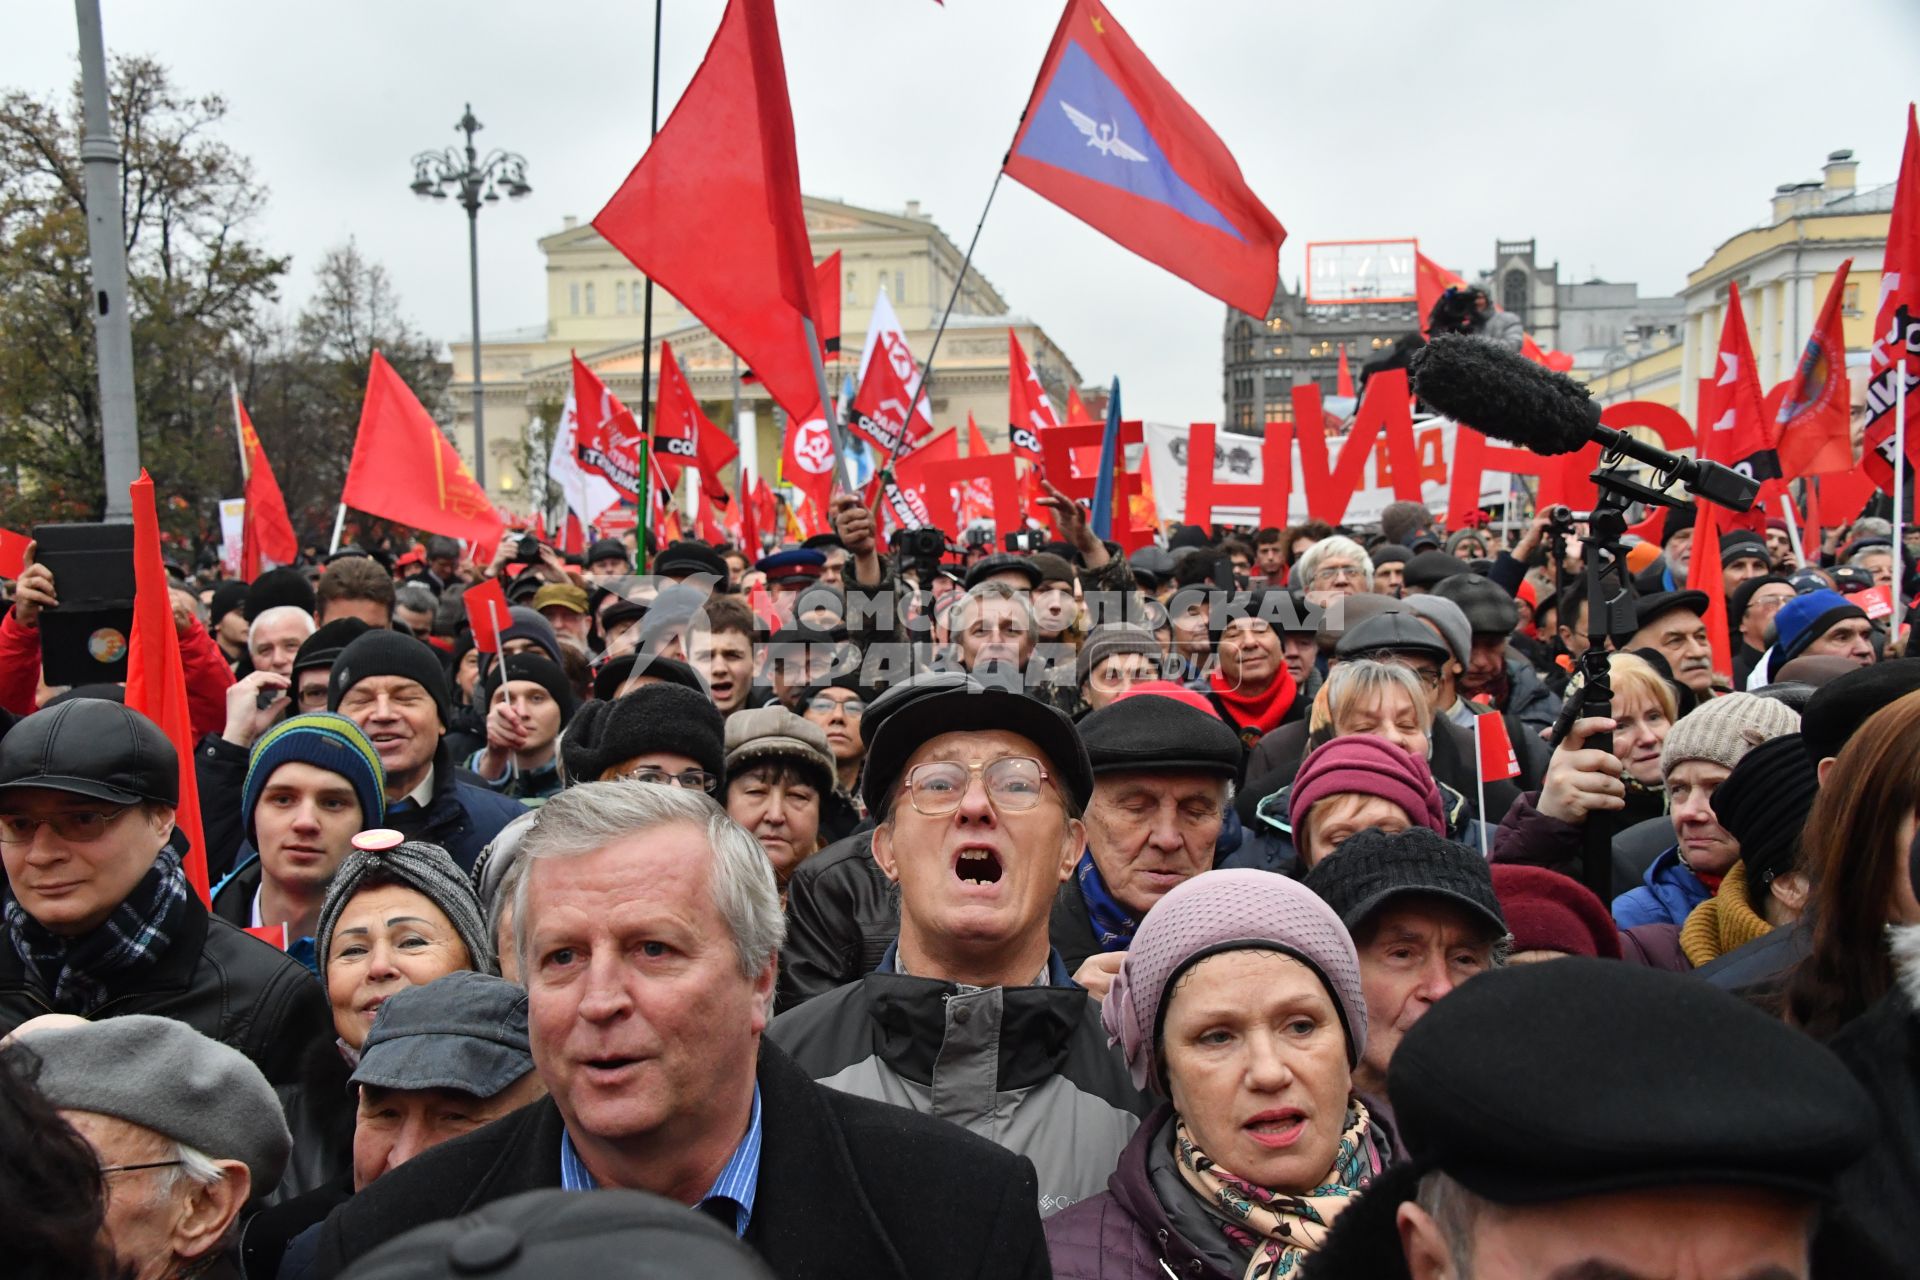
[219,497,246,576]
[546,394,622,525]
[1141,419,1511,527]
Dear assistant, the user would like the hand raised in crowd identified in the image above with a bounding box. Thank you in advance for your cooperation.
[8,546,55,628]
[478,699,530,780]
[830,494,877,557]
[222,670,289,749]
[1535,716,1626,826]
[1037,479,1109,569]
[1072,950,1126,1002]
[169,587,202,637]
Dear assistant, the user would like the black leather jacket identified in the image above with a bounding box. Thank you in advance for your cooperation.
[778,832,897,1013]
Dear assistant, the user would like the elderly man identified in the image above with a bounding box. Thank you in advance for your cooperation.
[327,630,525,870]
[0,701,329,1084]
[391,584,438,638]
[951,581,1038,680]
[1074,624,1162,716]
[1625,590,1717,697]
[1051,691,1241,997]
[248,605,315,680]
[1749,588,1875,686]
[769,676,1149,1215]
[306,781,1049,1279]
[15,1015,292,1280]
[532,583,593,650]
[1731,575,1795,689]
[1293,535,1373,607]
[1303,826,1509,1116]
[1198,588,1306,766]
[1633,505,1695,593]
[1345,960,1878,1280]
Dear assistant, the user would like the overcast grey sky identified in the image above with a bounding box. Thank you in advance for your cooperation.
[5,1,1917,424]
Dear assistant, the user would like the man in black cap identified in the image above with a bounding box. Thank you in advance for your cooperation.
[1430,574,1561,734]
[468,655,577,804]
[0,701,330,1084]
[1371,545,1411,597]
[1731,574,1795,690]
[209,579,251,668]
[1302,827,1508,1121]
[305,780,1050,1279]
[1074,624,1163,717]
[1633,503,1696,594]
[1051,689,1242,996]
[329,630,526,870]
[1313,959,1879,1280]
[1721,530,1774,592]
[584,537,631,582]
[770,675,1149,1214]
[1625,589,1716,697]
[1400,550,1464,596]
[653,541,732,595]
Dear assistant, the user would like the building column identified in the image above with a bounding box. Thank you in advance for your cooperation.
[1758,281,1778,388]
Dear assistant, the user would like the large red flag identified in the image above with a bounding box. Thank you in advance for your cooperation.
[1776,260,1856,478]
[780,407,836,517]
[1697,284,1778,480]
[592,0,822,423]
[1687,503,1734,682]
[234,390,297,581]
[1863,104,1920,493]
[653,340,739,505]
[125,472,209,905]
[1007,328,1058,465]
[849,331,935,458]
[570,354,643,501]
[1004,0,1284,316]
[342,352,505,545]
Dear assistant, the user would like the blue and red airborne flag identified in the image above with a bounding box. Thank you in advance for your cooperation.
[1004,0,1283,316]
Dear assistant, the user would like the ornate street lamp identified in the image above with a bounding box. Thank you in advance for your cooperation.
[410,104,531,491]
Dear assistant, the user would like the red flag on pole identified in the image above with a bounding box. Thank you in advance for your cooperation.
[570,355,644,501]
[1065,385,1096,425]
[1776,260,1856,479]
[1007,328,1058,465]
[1415,250,1466,335]
[342,352,505,545]
[235,391,297,581]
[848,332,935,458]
[815,250,842,359]
[591,0,822,423]
[1473,711,1521,782]
[125,472,209,905]
[653,340,739,507]
[463,578,510,654]
[1697,283,1779,481]
[780,408,836,517]
[1005,0,1284,317]
[1336,343,1355,398]
[1687,504,1734,682]
[1862,104,1920,494]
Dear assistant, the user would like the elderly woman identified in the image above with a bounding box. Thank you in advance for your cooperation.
[722,706,835,887]
[1046,870,1388,1279]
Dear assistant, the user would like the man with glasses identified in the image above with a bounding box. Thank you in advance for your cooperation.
[770,675,1149,1215]
[0,699,330,1084]
[1731,575,1796,690]
[800,676,869,836]
[561,682,728,795]
[1292,535,1374,607]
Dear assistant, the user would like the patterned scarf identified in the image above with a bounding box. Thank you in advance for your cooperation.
[1074,849,1138,952]
[1174,1101,1386,1279]
[4,847,192,1016]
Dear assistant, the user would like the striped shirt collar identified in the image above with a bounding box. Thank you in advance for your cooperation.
[558,1084,762,1238]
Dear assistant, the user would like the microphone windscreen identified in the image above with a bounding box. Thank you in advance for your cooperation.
[1410,334,1599,456]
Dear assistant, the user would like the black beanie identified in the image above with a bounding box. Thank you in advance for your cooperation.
[210,580,249,623]
[561,684,725,783]
[328,630,453,729]
[293,618,372,678]
[1711,733,1818,911]
[245,566,316,622]
[481,653,579,724]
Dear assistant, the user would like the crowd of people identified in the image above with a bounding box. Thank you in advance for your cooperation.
[2,479,1918,1279]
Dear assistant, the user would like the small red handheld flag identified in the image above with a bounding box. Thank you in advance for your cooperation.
[0,528,28,580]
[235,390,298,581]
[463,578,511,655]
[1474,712,1521,782]
[1686,504,1734,682]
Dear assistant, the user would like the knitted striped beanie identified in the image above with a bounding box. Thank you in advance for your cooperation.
[243,712,386,847]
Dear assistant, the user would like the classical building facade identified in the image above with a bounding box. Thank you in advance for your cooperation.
[446,196,1084,511]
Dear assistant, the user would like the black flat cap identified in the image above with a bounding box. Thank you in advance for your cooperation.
[1079,693,1241,778]
[0,699,179,806]
[1335,612,1450,663]
[347,1188,774,1280]
[1800,658,1920,762]
[1403,550,1465,592]
[1631,589,1709,634]
[862,676,1093,818]
[1128,546,1176,586]
[1370,543,1413,568]
[1431,573,1519,636]
[1302,827,1506,938]
[244,566,316,622]
[585,537,629,567]
[963,553,1042,591]
[1389,958,1876,1205]
[652,541,730,590]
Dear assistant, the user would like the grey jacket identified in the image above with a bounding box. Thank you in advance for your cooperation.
[767,943,1150,1217]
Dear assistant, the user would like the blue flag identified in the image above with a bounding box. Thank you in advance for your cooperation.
[1090,378,1122,541]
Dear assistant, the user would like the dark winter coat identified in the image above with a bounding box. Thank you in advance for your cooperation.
[775,831,896,1013]
[1490,785,1667,900]
[768,945,1150,1216]
[305,1041,1051,1280]
[1044,1107,1240,1280]
[1827,974,1920,1267]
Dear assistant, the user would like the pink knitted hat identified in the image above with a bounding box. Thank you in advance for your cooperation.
[1103,869,1367,1095]
[1288,735,1447,842]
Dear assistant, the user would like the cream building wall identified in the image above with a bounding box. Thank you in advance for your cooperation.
[446,196,1084,512]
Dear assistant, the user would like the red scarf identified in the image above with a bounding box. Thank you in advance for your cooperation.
[1208,662,1298,741]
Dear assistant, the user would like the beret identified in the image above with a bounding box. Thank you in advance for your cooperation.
[1799,657,1920,762]
[21,1014,292,1190]
[1402,550,1463,591]
[1302,826,1506,939]
[1388,957,1876,1204]
[1430,573,1519,635]
[861,676,1092,818]
[1078,692,1242,777]
[1488,864,1620,959]
[1334,612,1449,663]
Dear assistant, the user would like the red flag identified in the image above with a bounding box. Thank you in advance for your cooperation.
[342,352,505,545]
[0,528,29,580]
[1473,711,1520,782]
[881,429,961,535]
[124,472,209,905]
[1863,105,1920,493]
[1697,283,1779,480]
[1004,0,1284,316]
[1007,328,1058,465]
[235,391,297,581]
[815,250,842,358]
[1777,260,1856,478]
[1519,332,1576,373]
[780,405,836,515]
[592,0,822,423]
[463,578,510,654]
[571,355,644,501]
[1415,251,1467,335]
[560,513,585,557]
[1336,343,1355,398]
[849,331,935,458]
[653,340,738,507]
[1065,385,1096,425]
[1687,504,1734,682]
[958,414,997,526]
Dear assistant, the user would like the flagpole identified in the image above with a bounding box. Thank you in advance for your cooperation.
[803,314,856,496]
[1472,716,1490,859]
[638,0,664,561]
[1778,493,1805,567]
[230,378,250,483]
[1894,372,1908,643]
[328,502,347,555]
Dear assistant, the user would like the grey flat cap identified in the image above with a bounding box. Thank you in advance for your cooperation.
[352,971,534,1100]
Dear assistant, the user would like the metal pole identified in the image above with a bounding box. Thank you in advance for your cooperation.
[73,0,140,521]
[1894,372,1908,644]
[637,0,664,558]
[462,108,487,492]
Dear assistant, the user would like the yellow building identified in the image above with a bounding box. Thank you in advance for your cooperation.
[447,196,1084,511]
[1588,149,1891,425]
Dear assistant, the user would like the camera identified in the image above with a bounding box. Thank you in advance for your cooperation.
[891,527,949,566]
[1004,529,1044,554]
[513,534,545,566]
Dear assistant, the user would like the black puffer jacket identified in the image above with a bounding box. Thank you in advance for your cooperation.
[0,890,332,1089]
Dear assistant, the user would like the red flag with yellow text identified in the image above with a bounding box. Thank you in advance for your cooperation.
[235,390,297,580]
[342,353,505,545]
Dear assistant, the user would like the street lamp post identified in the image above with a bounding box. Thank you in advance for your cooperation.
[410,105,530,493]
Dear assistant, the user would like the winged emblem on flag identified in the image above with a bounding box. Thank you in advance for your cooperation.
[1060,101,1147,162]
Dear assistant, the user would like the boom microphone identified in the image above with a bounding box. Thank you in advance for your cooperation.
[1409,333,1759,512]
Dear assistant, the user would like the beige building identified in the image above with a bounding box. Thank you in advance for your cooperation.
[447,195,1084,512]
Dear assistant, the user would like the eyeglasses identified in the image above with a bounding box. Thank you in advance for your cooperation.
[99,1159,183,1176]
[1383,660,1443,690]
[901,757,1054,817]
[806,696,865,719]
[1744,594,1793,616]
[297,684,331,711]
[620,767,719,794]
[0,806,136,845]
[1311,564,1363,584]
